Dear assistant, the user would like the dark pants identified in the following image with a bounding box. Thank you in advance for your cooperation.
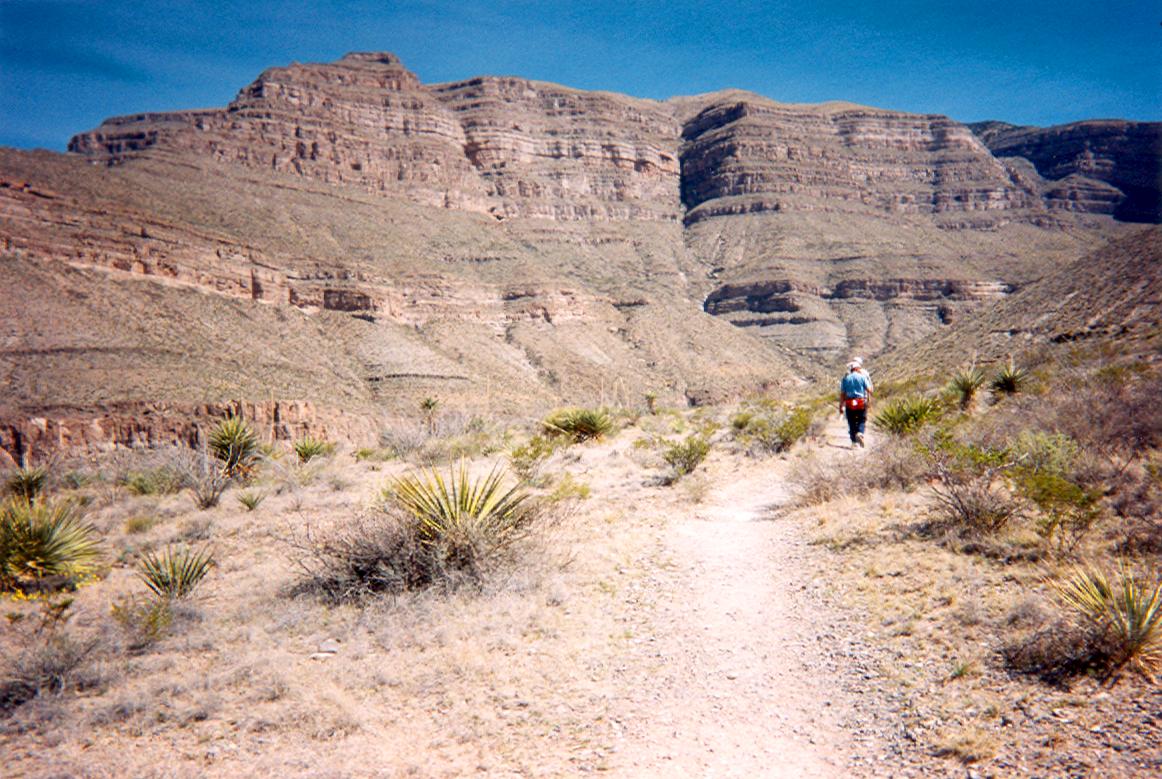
[845,407,867,443]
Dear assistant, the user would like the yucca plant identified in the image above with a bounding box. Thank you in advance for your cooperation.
[236,491,266,511]
[420,397,439,435]
[293,435,334,463]
[138,545,215,600]
[0,498,102,591]
[388,463,531,570]
[6,465,49,503]
[949,366,986,410]
[542,407,614,443]
[1053,563,1162,682]
[207,416,259,477]
[873,396,944,436]
[991,358,1028,396]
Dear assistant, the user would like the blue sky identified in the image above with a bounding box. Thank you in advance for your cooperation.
[1,0,1159,150]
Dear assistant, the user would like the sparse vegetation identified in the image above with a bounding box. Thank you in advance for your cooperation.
[927,440,1020,535]
[178,449,231,509]
[207,416,260,477]
[731,402,814,454]
[120,465,185,496]
[0,498,102,592]
[508,434,562,483]
[542,407,614,443]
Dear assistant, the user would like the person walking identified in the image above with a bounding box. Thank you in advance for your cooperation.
[839,359,872,448]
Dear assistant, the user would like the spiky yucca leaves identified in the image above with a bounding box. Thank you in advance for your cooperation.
[388,463,531,575]
[991,358,1028,396]
[542,407,614,443]
[1053,564,1162,681]
[5,466,48,503]
[873,396,944,436]
[207,416,259,477]
[0,499,102,591]
[293,435,334,463]
[950,367,986,410]
[138,545,215,600]
[236,491,265,511]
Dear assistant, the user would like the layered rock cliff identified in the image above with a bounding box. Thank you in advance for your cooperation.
[2,51,1153,459]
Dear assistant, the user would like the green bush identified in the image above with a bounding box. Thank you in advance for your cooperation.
[1017,470,1101,555]
[732,404,813,454]
[925,437,1020,535]
[663,435,710,483]
[0,499,102,592]
[121,467,185,496]
[509,434,563,483]
[207,416,259,477]
[138,545,214,600]
[542,407,614,443]
[5,466,48,503]
[874,396,945,436]
[293,435,335,463]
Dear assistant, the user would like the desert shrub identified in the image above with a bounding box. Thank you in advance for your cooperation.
[949,366,986,410]
[926,438,1020,534]
[731,404,814,454]
[991,358,1028,396]
[662,434,710,483]
[1010,431,1080,476]
[874,396,944,436]
[355,447,394,462]
[547,473,591,502]
[236,491,265,511]
[5,466,48,503]
[138,545,214,600]
[644,391,658,415]
[0,499,102,592]
[1052,564,1162,682]
[542,407,614,443]
[293,435,335,464]
[859,437,928,491]
[297,464,536,601]
[1002,619,1114,685]
[123,515,161,534]
[790,458,842,505]
[120,466,185,496]
[509,434,563,483]
[175,449,230,509]
[1016,469,1102,556]
[207,416,259,477]
[378,422,429,459]
[1,629,98,712]
[109,597,174,651]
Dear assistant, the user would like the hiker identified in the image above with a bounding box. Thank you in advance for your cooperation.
[839,359,872,447]
[852,356,873,392]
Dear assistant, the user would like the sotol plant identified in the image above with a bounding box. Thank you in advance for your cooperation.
[991,358,1028,396]
[294,435,334,463]
[873,396,944,436]
[138,545,215,600]
[5,466,48,503]
[542,407,614,443]
[949,366,986,410]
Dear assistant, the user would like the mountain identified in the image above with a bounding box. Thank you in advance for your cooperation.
[1,52,1156,462]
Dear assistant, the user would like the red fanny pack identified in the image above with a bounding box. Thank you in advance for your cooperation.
[845,397,866,410]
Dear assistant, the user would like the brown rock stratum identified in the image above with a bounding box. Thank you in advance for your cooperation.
[2,51,1158,460]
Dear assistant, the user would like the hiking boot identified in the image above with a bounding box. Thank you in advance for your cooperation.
[856,433,865,448]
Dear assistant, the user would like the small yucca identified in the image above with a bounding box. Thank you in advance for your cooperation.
[293,435,333,463]
[991,358,1028,396]
[138,545,215,600]
[1053,563,1162,681]
[542,407,614,443]
[236,491,266,511]
[950,367,986,410]
[0,498,102,590]
[207,416,259,476]
[6,465,49,503]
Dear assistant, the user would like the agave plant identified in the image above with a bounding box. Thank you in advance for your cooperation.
[138,545,215,600]
[949,366,986,410]
[1054,563,1162,681]
[207,416,259,477]
[388,463,530,555]
[991,358,1028,396]
[542,407,614,443]
[5,465,48,503]
[0,498,102,591]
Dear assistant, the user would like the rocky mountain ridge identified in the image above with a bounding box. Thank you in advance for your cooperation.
[2,51,1156,461]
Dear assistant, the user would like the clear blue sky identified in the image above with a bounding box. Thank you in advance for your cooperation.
[1,0,1159,150]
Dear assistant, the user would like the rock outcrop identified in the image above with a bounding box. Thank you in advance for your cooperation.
[969,120,1162,223]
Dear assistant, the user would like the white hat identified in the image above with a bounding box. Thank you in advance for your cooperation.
[851,357,863,368]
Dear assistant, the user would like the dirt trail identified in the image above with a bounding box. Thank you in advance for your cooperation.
[603,418,873,776]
